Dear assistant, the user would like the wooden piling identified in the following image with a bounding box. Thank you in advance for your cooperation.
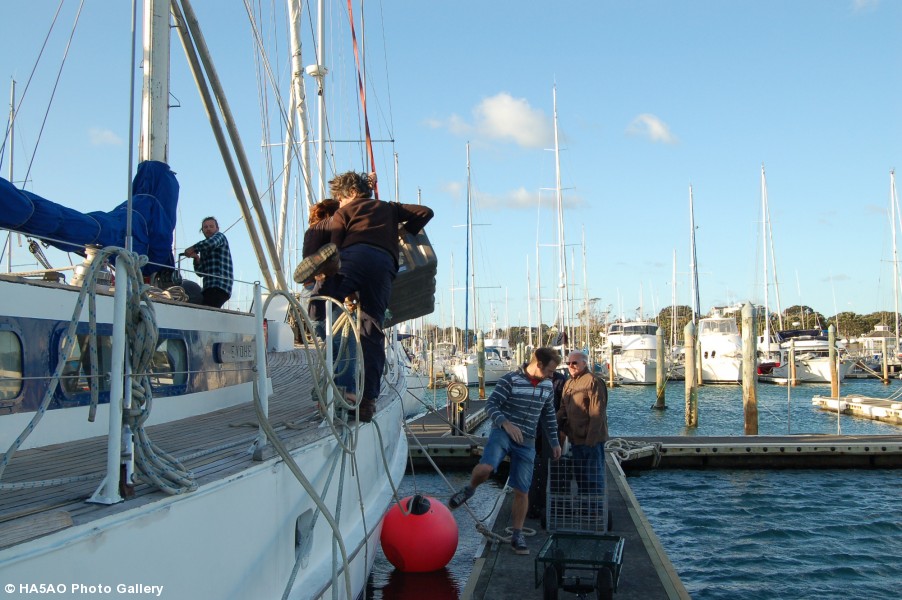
[608,340,615,388]
[477,330,486,399]
[829,324,839,398]
[741,302,758,435]
[684,321,698,427]
[789,339,797,386]
[654,327,665,409]
[427,342,435,388]
[882,337,890,385]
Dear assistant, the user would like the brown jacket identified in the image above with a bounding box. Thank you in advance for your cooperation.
[556,370,608,447]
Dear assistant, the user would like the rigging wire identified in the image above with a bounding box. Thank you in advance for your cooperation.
[23,0,87,187]
[0,0,67,173]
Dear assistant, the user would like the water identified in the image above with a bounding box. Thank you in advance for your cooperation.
[368,379,902,599]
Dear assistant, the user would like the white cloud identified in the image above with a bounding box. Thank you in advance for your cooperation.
[478,187,585,211]
[626,114,678,144]
[432,93,554,149]
[88,128,122,146]
[852,0,879,12]
[472,93,553,148]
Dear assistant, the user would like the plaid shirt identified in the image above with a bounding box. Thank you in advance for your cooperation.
[192,231,233,295]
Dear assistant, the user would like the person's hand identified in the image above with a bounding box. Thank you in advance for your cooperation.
[183,247,198,259]
[502,421,523,444]
[551,445,562,460]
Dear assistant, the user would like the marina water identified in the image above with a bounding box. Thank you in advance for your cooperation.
[368,379,902,599]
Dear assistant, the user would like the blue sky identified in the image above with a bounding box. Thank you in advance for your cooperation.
[2,1,900,334]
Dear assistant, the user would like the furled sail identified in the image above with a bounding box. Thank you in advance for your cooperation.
[0,160,178,273]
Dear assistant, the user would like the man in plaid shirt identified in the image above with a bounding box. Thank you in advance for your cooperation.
[184,216,233,308]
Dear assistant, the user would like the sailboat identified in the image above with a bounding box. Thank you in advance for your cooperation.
[449,145,510,386]
[683,184,743,383]
[0,2,415,598]
[754,166,850,384]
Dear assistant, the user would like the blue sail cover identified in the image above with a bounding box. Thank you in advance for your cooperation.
[0,160,178,274]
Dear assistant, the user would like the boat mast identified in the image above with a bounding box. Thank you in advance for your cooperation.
[583,225,592,350]
[892,170,900,353]
[451,252,457,348]
[762,165,770,348]
[140,0,169,165]
[526,255,533,348]
[6,79,14,273]
[688,183,701,323]
[464,143,472,351]
[552,86,570,351]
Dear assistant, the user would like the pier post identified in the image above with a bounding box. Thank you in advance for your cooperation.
[428,342,435,389]
[789,339,797,386]
[608,340,615,389]
[741,302,758,435]
[477,330,486,399]
[882,337,890,385]
[684,321,698,427]
[654,327,665,409]
[829,324,839,398]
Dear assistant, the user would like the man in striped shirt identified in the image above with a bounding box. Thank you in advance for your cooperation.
[448,347,562,555]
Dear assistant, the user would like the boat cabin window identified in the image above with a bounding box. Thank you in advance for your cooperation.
[0,330,23,400]
[699,320,738,335]
[59,333,188,396]
[623,325,657,336]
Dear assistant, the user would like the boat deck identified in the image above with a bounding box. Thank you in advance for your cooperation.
[0,349,331,549]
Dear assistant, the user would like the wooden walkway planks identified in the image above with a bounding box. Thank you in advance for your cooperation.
[462,458,690,600]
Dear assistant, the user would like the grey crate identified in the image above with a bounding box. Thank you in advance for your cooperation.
[546,453,609,534]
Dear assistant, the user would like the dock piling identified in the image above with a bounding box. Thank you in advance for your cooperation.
[741,302,758,435]
[654,327,665,409]
[684,321,698,427]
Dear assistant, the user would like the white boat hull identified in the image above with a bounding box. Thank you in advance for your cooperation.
[450,361,510,386]
[0,401,407,600]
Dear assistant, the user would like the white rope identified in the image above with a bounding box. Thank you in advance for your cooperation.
[605,437,663,468]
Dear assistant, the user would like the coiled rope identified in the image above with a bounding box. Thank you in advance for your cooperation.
[0,247,195,494]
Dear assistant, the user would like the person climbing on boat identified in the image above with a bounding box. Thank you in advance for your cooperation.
[301,199,341,340]
[183,216,233,309]
[527,366,566,519]
[295,171,433,421]
[557,350,608,494]
[448,347,562,555]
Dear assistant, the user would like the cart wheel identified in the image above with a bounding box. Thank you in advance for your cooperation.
[543,565,559,600]
[595,566,614,600]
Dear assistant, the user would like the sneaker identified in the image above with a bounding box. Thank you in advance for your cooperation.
[293,243,338,284]
[511,533,529,555]
[448,486,474,510]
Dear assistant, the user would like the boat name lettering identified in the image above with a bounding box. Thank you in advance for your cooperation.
[214,342,256,363]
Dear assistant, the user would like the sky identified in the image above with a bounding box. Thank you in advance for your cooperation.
[2,0,901,335]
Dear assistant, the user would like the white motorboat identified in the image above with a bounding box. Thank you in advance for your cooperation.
[606,321,662,385]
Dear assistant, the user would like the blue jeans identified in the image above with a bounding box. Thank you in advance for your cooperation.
[571,444,604,495]
[480,427,536,493]
[327,244,396,400]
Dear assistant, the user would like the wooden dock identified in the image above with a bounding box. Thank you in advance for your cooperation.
[461,456,689,600]
[617,434,902,469]
[812,394,902,426]
[425,432,902,599]
[406,400,488,469]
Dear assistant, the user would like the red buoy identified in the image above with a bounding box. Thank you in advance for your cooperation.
[380,494,458,572]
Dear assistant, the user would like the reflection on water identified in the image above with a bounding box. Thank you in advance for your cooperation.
[369,379,902,599]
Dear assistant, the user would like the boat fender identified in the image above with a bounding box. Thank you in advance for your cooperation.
[380,495,458,572]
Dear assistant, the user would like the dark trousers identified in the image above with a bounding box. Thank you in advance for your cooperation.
[202,286,230,309]
[327,244,396,400]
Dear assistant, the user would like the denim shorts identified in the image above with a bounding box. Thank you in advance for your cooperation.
[480,427,536,493]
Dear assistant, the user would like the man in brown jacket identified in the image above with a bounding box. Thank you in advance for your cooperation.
[556,350,608,493]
